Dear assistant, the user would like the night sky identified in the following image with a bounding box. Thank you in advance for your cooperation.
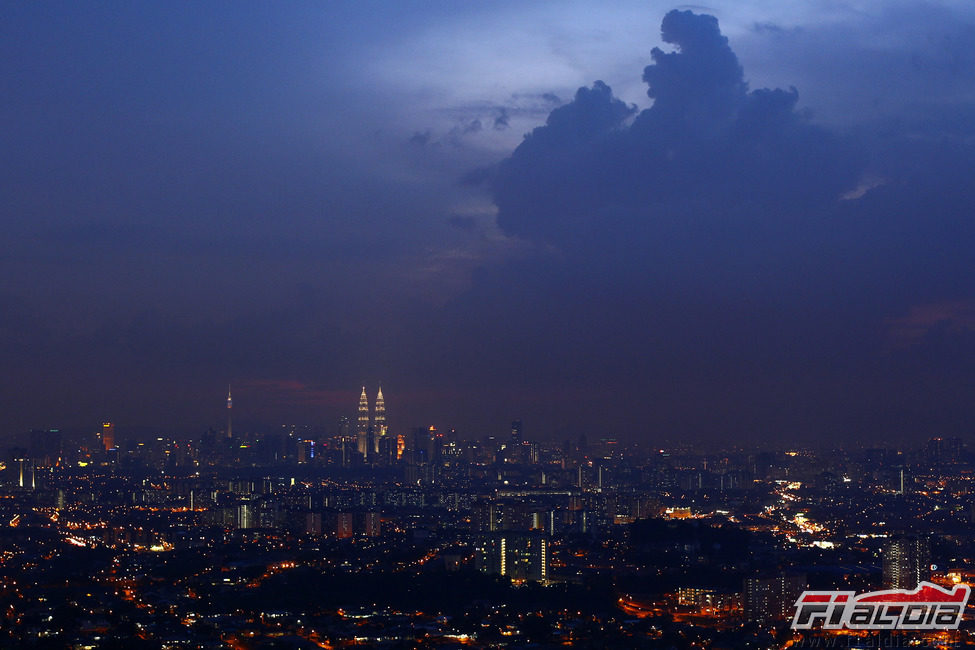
[3,2,975,445]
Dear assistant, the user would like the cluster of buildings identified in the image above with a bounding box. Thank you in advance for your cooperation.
[1,390,974,647]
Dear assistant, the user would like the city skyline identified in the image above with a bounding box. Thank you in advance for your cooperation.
[2,413,974,647]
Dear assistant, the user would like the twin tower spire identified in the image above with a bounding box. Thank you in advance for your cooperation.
[357,386,386,458]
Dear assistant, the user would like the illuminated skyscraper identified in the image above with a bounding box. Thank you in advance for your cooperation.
[374,386,387,453]
[226,385,233,439]
[357,386,370,458]
[101,421,115,451]
[883,536,931,589]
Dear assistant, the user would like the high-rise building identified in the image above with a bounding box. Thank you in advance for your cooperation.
[926,437,963,465]
[883,536,931,589]
[507,419,525,464]
[474,532,549,583]
[374,386,387,453]
[427,425,442,467]
[357,386,370,458]
[226,385,233,439]
[101,422,115,451]
[743,573,806,623]
[360,511,381,537]
[236,497,257,529]
[511,419,522,444]
[377,434,396,466]
[335,511,355,539]
[305,512,323,536]
[352,386,391,462]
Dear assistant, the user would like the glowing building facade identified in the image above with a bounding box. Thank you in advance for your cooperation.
[357,386,370,457]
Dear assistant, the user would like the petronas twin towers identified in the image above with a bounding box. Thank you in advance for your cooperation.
[357,386,387,458]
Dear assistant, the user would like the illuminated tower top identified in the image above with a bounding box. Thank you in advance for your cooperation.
[375,386,386,437]
[358,386,370,434]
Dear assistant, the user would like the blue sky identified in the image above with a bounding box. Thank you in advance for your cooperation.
[3,2,975,443]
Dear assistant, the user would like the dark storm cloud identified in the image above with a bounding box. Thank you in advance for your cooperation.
[494,10,860,255]
[643,10,746,125]
[440,9,975,442]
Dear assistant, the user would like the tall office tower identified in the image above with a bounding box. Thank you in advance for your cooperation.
[101,422,115,451]
[926,437,963,465]
[883,536,931,589]
[509,419,525,463]
[511,419,523,444]
[427,425,442,464]
[374,386,387,452]
[357,386,370,458]
[226,385,233,439]
[377,433,397,466]
[366,425,375,463]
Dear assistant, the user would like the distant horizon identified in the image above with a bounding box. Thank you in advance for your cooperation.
[6,412,967,454]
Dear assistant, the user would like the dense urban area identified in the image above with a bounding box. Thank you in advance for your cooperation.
[1,389,974,649]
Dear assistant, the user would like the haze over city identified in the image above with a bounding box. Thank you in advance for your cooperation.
[4,2,975,444]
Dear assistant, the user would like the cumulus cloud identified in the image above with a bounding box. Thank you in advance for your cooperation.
[445,9,975,441]
[494,10,861,257]
[643,10,746,125]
